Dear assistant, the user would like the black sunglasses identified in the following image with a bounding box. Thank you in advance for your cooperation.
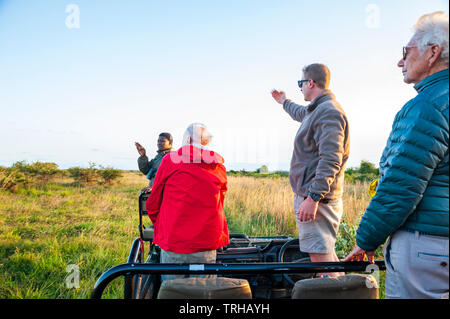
[298,79,316,88]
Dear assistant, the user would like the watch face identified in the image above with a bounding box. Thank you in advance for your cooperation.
[309,192,321,202]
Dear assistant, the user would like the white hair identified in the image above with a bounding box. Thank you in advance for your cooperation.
[182,123,213,146]
[412,11,449,66]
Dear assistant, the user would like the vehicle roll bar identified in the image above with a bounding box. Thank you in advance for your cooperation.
[91,260,385,299]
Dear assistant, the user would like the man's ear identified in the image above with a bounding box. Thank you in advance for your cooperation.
[428,44,443,67]
[201,137,210,146]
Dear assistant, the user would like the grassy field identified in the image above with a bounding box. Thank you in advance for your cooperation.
[0,171,385,299]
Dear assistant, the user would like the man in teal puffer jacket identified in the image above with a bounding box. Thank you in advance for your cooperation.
[344,11,449,299]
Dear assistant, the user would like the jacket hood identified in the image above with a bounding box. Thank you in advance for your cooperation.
[169,145,224,165]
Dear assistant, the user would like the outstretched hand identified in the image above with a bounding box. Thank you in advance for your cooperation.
[271,89,287,105]
[135,142,146,157]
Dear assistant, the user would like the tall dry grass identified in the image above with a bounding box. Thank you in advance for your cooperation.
[224,176,296,236]
[224,175,371,237]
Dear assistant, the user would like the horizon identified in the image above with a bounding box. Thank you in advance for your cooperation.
[1,1,449,172]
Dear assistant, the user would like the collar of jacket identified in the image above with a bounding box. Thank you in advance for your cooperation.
[157,148,173,155]
[414,68,449,93]
[307,89,335,112]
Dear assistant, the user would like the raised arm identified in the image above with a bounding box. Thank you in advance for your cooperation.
[271,89,307,122]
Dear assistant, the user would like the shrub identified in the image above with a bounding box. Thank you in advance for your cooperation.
[0,167,33,192]
[345,160,380,183]
[11,161,60,185]
[67,163,123,186]
[67,164,98,185]
[255,165,269,174]
[27,162,60,184]
[335,220,358,258]
[97,166,122,185]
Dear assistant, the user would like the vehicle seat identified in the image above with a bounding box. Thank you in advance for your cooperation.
[157,277,252,299]
[291,274,379,299]
[142,225,154,241]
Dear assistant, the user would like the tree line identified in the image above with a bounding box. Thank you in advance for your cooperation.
[1,160,380,192]
[0,161,122,191]
[228,160,380,182]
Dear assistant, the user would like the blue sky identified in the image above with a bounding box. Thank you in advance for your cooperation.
[0,0,448,171]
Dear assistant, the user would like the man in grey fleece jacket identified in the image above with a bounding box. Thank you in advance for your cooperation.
[272,63,350,277]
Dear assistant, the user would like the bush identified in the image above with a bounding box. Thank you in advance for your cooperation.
[11,161,60,185]
[345,160,380,183]
[67,163,123,185]
[0,167,33,192]
[255,165,269,174]
[97,166,122,185]
[335,221,358,258]
[67,163,98,185]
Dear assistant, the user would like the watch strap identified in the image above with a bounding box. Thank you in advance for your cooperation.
[308,192,322,202]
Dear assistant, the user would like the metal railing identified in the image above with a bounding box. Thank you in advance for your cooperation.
[91,260,386,299]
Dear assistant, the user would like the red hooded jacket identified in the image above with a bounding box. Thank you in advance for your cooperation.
[146,145,230,253]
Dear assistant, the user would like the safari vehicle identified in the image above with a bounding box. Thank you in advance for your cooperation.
[91,192,385,299]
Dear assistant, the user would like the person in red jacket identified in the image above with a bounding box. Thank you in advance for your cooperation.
[146,123,229,281]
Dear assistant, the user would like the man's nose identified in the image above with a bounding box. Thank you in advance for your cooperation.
[397,59,404,67]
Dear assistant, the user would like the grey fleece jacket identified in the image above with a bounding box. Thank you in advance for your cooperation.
[283,90,350,200]
[137,149,172,187]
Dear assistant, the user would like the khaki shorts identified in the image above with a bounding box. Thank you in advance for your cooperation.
[294,194,343,254]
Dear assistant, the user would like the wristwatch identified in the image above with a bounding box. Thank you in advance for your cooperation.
[308,192,322,202]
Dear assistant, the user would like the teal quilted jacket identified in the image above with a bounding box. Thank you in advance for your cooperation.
[356,69,449,252]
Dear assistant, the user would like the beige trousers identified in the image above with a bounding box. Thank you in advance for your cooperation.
[160,249,217,282]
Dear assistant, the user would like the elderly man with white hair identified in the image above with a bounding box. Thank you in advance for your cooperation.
[146,123,229,281]
[344,11,449,299]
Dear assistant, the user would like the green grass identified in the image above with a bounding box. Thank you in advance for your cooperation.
[0,173,144,298]
[0,172,385,299]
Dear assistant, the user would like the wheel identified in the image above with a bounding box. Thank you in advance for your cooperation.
[277,239,315,286]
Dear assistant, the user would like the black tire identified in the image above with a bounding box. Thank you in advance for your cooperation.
[277,239,315,286]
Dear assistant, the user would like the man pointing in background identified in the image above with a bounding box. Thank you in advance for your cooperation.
[272,63,350,277]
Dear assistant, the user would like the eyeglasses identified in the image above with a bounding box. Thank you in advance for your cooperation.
[402,46,417,60]
[402,43,434,60]
[298,79,316,88]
